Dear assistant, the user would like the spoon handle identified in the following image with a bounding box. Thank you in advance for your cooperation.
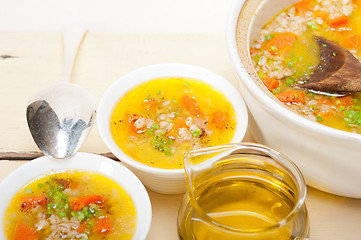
[61,25,88,82]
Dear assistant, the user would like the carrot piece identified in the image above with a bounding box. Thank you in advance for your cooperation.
[250,48,259,55]
[276,91,306,104]
[21,195,48,211]
[94,216,112,234]
[168,117,187,139]
[14,221,39,240]
[342,34,361,49]
[181,95,202,117]
[125,114,145,134]
[328,15,350,31]
[141,98,157,111]
[335,96,354,107]
[69,195,107,211]
[210,110,229,129]
[265,33,296,55]
[313,10,328,20]
[318,96,332,105]
[261,78,280,91]
[77,223,87,233]
[295,0,312,14]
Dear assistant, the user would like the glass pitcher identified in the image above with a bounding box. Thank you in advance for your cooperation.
[177,143,309,240]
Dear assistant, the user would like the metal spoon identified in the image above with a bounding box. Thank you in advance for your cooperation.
[26,26,96,159]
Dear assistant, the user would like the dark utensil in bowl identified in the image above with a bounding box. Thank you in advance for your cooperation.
[297,36,361,92]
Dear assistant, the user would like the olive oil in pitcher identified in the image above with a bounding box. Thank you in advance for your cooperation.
[178,144,309,240]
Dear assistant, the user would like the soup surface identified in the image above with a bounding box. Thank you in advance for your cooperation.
[4,171,136,240]
[249,0,361,133]
[110,77,237,169]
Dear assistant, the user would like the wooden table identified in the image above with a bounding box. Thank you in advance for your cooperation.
[1,32,361,240]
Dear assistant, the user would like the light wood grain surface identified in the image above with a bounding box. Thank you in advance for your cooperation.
[0,33,360,239]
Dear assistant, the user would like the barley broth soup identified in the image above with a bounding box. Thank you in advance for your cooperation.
[4,171,136,240]
[110,77,237,169]
[249,0,361,133]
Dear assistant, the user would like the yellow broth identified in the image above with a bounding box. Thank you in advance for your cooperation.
[249,0,361,134]
[110,77,237,169]
[4,171,136,240]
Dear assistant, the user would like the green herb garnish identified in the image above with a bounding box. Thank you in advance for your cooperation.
[307,21,318,30]
[152,135,173,156]
[265,34,274,40]
[270,46,278,52]
[192,129,202,138]
[25,188,32,194]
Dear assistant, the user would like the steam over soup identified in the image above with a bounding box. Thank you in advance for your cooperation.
[248,0,361,133]
[4,171,136,240]
[110,77,237,169]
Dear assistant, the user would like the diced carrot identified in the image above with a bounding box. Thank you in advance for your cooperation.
[276,91,306,104]
[14,221,39,240]
[125,114,145,134]
[335,96,354,107]
[181,95,202,117]
[210,110,229,129]
[261,78,280,91]
[250,48,259,55]
[318,96,332,105]
[94,216,112,234]
[328,15,351,31]
[342,34,361,49]
[265,33,296,55]
[295,0,312,14]
[21,195,48,211]
[77,223,87,233]
[69,195,107,211]
[168,117,187,139]
[141,99,158,111]
[313,10,328,20]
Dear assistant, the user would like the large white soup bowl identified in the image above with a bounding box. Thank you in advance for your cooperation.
[227,0,361,198]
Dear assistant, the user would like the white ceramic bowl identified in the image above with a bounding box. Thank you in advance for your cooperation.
[227,0,361,198]
[97,63,249,194]
[0,152,152,240]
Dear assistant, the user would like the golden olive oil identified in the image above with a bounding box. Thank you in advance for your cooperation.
[180,163,297,240]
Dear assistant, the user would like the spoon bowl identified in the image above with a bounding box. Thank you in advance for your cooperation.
[26,26,96,159]
[26,82,96,159]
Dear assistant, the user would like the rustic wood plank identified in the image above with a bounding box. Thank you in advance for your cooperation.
[0,151,117,160]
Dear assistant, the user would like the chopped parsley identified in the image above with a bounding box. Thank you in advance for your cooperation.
[344,108,361,126]
[265,34,274,40]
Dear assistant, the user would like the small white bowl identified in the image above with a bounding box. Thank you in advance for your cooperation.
[97,63,249,194]
[0,152,152,240]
